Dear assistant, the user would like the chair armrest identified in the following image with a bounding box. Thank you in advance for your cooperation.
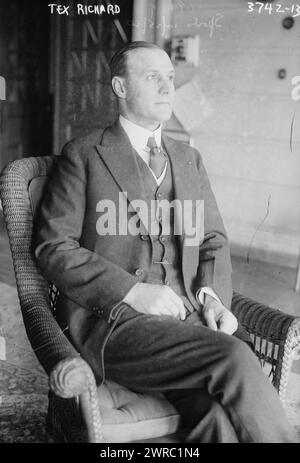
[231,292,300,401]
[231,292,296,342]
[0,158,80,374]
[1,157,105,442]
[49,357,103,442]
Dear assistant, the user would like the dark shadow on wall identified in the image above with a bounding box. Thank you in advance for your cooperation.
[0,0,53,171]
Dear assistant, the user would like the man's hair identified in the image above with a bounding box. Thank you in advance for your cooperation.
[110,41,161,79]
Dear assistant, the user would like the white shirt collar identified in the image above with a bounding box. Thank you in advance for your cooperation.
[119,115,161,150]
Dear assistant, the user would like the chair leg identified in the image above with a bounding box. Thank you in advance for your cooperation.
[46,424,67,443]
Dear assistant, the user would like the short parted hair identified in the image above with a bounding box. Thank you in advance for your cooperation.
[109,41,161,79]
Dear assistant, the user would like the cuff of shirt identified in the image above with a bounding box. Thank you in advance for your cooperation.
[197,287,221,306]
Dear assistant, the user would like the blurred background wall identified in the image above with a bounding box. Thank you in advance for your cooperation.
[133,0,300,271]
[173,0,300,271]
[0,0,52,170]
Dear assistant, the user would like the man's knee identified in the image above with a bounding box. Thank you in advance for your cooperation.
[221,334,258,374]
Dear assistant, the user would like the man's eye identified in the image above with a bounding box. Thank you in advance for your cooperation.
[169,75,174,81]
[147,74,157,80]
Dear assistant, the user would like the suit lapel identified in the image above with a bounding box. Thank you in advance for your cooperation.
[162,134,203,250]
[162,135,204,306]
[95,121,148,227]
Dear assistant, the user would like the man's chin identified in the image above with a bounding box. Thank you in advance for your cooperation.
[156,111,173,123]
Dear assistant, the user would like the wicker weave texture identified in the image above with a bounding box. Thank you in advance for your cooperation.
[0,156,103,442]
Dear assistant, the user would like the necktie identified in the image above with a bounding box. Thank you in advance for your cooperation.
[147,136,167,179]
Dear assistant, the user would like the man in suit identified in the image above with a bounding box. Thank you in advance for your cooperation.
[35,41,297,442]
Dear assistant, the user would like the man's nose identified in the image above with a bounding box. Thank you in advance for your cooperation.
[159,78,172,94]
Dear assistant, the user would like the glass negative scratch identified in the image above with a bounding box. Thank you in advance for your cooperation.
[290,109,296,153]
[246,194,271,264]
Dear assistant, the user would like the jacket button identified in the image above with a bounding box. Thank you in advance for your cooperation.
[140,234,149,241]
[135,268,144,276]
[157,192,162,198]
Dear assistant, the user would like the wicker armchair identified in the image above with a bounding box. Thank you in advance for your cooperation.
[0,156,299,443]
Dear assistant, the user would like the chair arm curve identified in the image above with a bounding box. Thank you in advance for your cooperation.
[231,292,300,397]
[49,356,91,398]
[279,318,300,402]
[0,156,79,373]
[49,357,104,442]
[231,292,296,343]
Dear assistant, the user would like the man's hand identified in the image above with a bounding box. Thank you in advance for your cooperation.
[202,294,237,335]
[123,282,186,320]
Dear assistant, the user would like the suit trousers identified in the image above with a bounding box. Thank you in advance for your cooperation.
[102,304,297,443]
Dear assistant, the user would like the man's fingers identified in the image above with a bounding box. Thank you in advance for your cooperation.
[165,297,186,320]
[218,318,232,334]
[202,298,238,334]
[164,287,186,320]
[152,304,175,317]
[124,283,186,319]
[172,296,186,321]
[177,301,186,320]
[203,307,217,331]
[218,313,238,335]
[150,296,183,319]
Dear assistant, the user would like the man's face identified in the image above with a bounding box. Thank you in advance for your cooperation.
[123,48,175,129]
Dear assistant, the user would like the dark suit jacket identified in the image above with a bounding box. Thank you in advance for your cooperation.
[35,120,232,374]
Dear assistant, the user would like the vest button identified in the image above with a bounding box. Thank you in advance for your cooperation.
[140,234,149,241]
[160,236,166,242]
[135,268,144,276]
[157,192,162,198]
[92,306,103,315]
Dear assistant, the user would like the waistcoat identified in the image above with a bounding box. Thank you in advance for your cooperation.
[135,153,195,313]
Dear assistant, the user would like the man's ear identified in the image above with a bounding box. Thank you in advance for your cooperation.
[112,76,126,99]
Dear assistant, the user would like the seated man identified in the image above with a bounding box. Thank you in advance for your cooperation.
[35,41,297,443]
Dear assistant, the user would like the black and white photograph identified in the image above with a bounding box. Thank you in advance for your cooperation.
[0,0,299,448]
